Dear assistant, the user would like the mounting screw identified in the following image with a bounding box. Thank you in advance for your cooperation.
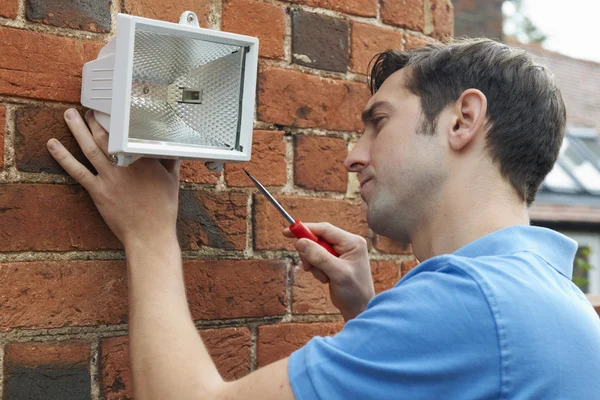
[187,14,195,22]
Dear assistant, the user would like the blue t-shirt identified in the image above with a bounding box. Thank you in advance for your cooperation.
[288,225,600,399]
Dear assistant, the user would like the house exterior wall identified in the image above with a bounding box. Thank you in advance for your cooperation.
[0,0,452,398]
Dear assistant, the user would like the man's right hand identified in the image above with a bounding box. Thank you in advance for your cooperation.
[283,223,374,321]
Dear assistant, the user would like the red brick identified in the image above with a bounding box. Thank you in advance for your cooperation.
[291,260,399,314]
[291,265,337,315]
[0,261,128,331]
[4,340,91,399]
[405,33,434,50]
[222,0,285,60]
[0,0,18,18]
[0,27,104,102]
[254,195,369,251]
[225,130,287,187]
[257,67,370,132]
[350,22,403,75]
[0,259,286,331]
[101,328,251,398]
[185,259,287,319]
[430,0,454,40]
[124,0,211,28]
[26,0,111,33]
[401,259,420,276]
[371,260,400,293]
[294,135,347,192]
[0,105,5,170]
[257,322,343,367]
[279,0,376,17]
[372,234,412,254]
[15,106,94,174]
[381,0,425,32]
[180,161,221,184]
[177,191,248,251]
[0,184,120,252]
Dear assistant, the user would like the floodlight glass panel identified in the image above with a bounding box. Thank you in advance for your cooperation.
[128,27,245,150]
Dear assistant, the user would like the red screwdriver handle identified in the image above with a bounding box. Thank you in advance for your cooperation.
[289,220,339,257]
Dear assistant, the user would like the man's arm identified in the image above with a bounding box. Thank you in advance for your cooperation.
[47,109,295,400]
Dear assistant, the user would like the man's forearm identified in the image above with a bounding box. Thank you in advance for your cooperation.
[125,233,223,400]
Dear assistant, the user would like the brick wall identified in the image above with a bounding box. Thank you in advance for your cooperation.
[0,1,452,398]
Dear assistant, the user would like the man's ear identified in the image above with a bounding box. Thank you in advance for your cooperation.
[447,89,488,151]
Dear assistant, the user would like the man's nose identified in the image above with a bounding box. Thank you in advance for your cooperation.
[344,136,370,173]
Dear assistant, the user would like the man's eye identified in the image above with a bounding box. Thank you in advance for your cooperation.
[373,117,386,129]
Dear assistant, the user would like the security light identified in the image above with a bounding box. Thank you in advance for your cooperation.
[81,11,259,169]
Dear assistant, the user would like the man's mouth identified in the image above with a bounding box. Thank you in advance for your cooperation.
[360,177,372,189]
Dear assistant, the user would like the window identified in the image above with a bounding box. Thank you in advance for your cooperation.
[564,232,600,294]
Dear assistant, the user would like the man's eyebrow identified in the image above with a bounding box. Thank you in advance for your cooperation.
[361,101,392,123]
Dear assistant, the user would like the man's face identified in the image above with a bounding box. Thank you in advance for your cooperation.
[344,69,448,242]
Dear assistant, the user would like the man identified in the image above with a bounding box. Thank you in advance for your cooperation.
[47,38,600,399]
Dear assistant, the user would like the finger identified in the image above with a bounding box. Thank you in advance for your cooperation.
[64,109,111,172]
[84,110,109,157]
[296,239,344,281]
[160,159,180,176]
[282,228,295,238]
[47,139,97,190]
[295,222,362,247]
[310,267,330,284]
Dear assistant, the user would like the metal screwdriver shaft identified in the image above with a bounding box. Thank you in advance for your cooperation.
[243,169,295,224]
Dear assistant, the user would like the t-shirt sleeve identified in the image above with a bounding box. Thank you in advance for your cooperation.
[288,264,501,400]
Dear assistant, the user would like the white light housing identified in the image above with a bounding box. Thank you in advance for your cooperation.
[81,11,259,169]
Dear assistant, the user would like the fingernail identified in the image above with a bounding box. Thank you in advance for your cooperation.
[297,240,308,253]
[65,109,76,120]
[47,139,58,151]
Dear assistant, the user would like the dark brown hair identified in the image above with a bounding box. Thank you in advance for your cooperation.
[369,38,566,205]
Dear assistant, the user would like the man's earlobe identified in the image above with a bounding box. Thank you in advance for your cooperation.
[448,89,487,151]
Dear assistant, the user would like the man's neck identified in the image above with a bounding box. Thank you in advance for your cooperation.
[410,181,530,262]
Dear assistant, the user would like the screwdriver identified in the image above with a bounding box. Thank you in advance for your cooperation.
[244,169,339,257]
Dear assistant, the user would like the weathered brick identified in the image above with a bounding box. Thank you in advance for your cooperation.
[0,261,128,331]
[15,106,94,174]
[350,22,403,75]
[381,0,425,33]
[0,259,285,331]
[0,27,104,102]
[0,105,5,170]
[185,259,287,319]
[254,195,368,251]
[0,184,120,252]
[430,0,454,40]
[225,130,286,187]
[291,260,399,314]
[177,191,248,251]
[0,185,248,252]
[4,340,91,400]
[257,322,343,367]
[222,0,285,60]
[279,0,376,17]
[292,11,349,73]
[26,0,112,33]
[404,33,433,50]
[101,328,251,398]
[372,234,412,254]
[0,0,18,18]
[124,0,211,28]
[258,67,370,132]
[401,258,420,276]
[294,135,348,192]
[180,161,221,184]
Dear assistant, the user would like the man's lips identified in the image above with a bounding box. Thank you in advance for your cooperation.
[360,177,372,189]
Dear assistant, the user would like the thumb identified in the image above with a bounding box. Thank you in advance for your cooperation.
[296,239,343,281]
